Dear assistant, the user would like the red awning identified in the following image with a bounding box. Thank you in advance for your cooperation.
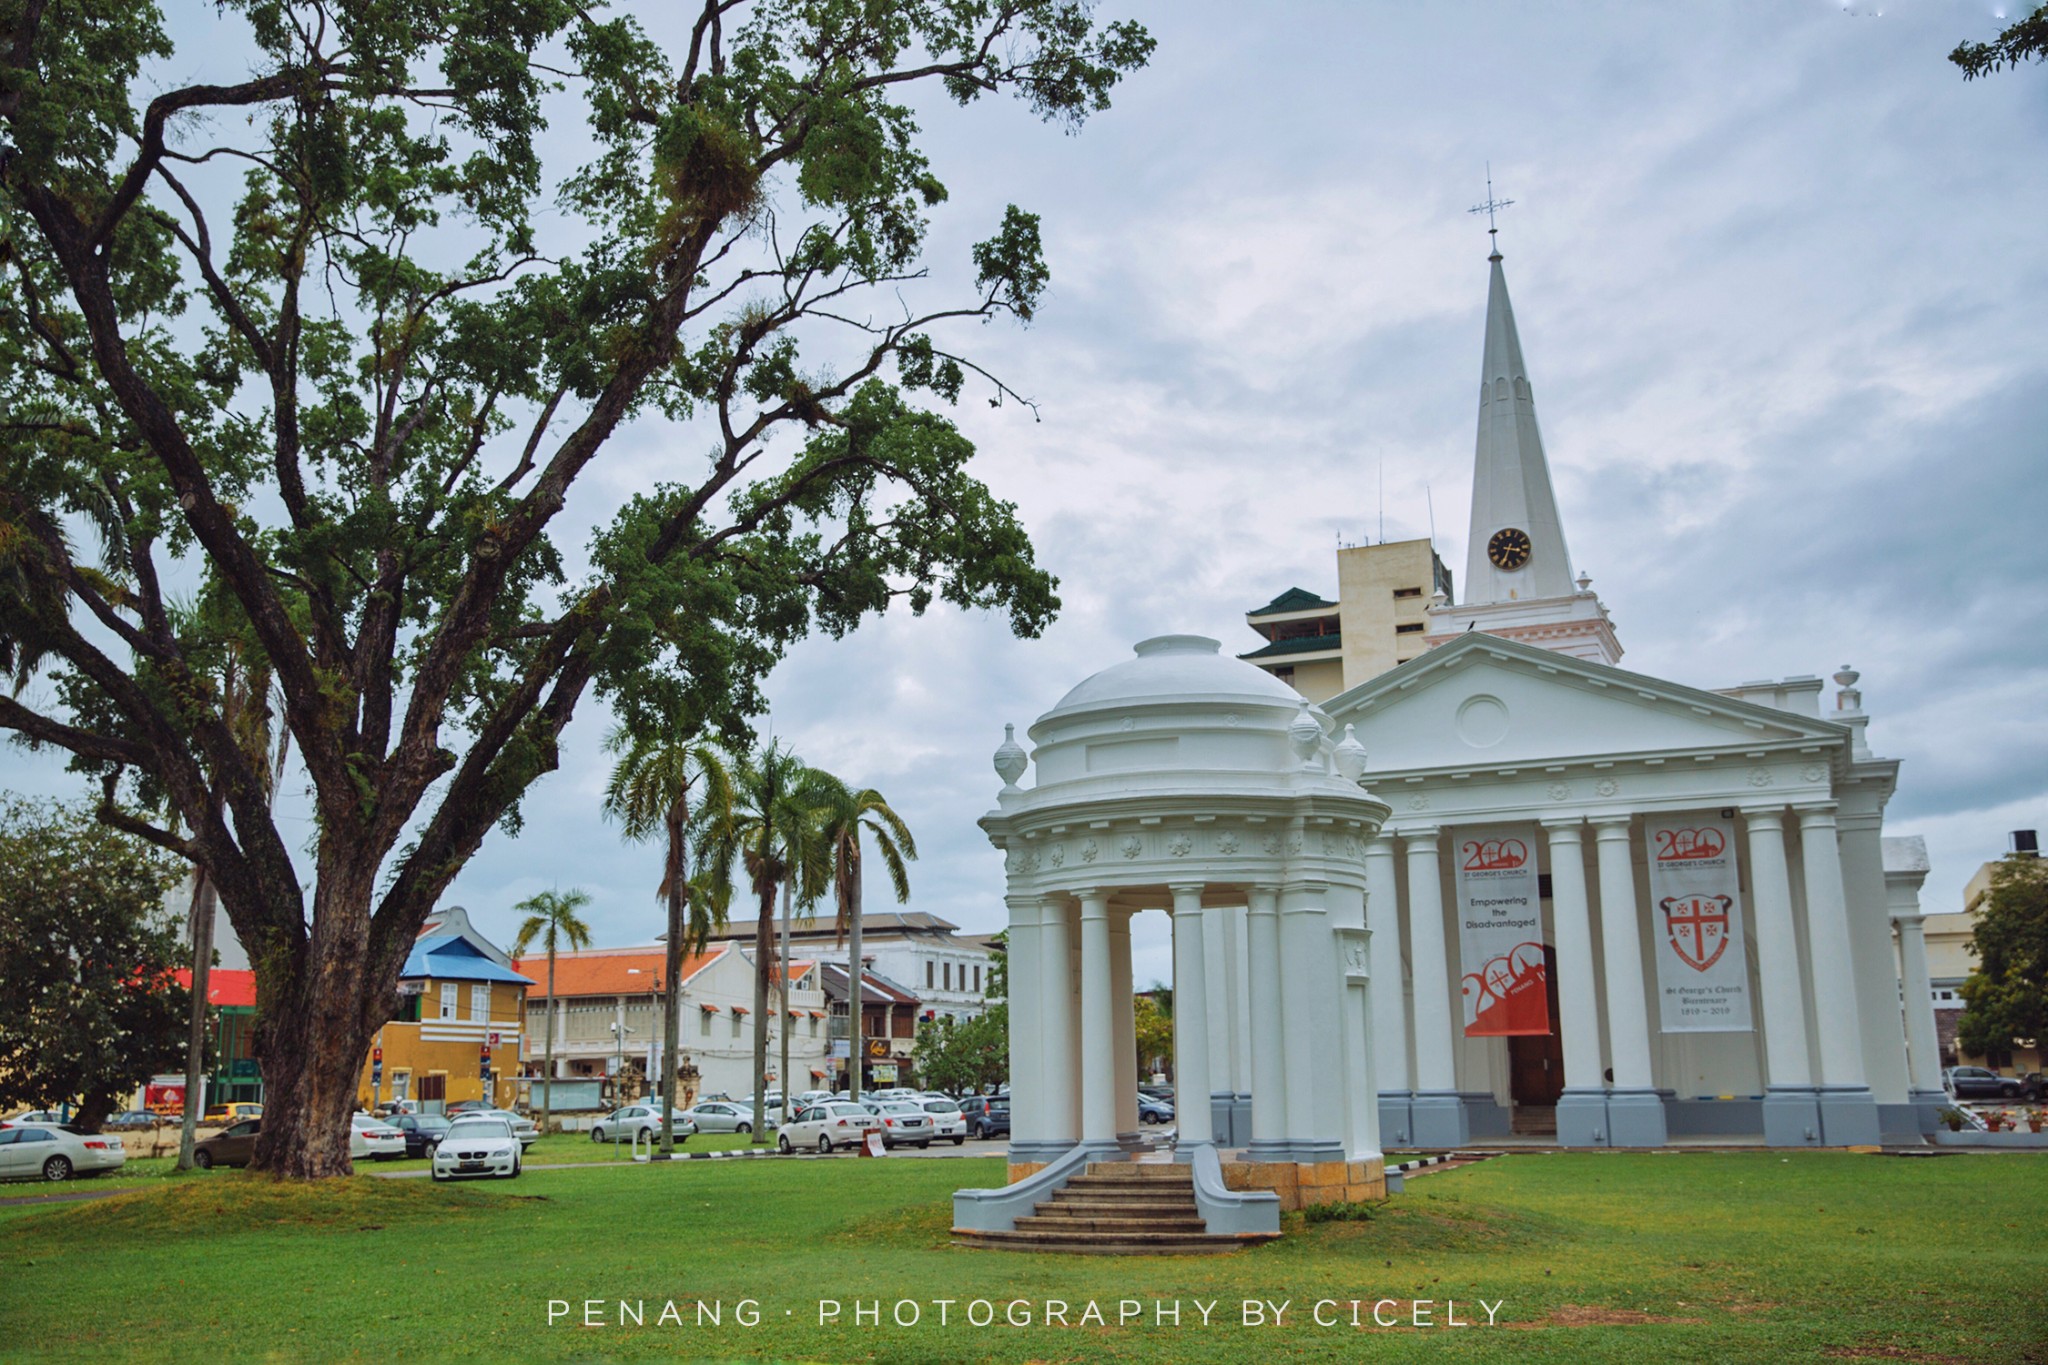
[810,1068,828,1079]
[730,1005,748,1015]
[786,1009,801,1020]
[807,1010,826,1019]
[698,1003,719,1014]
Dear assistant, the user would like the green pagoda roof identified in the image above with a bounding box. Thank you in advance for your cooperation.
[1247,587,1337,617]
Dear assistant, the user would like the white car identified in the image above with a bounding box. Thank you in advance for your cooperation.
[589,1104,697,1144]
[0,1123,127,1181]
[467,1108,540,1149]
[869,1087,920,1102]
[431,1116,522,1181]
[919,1097,967,1144]
[349,1113,405,1161]
[865,1100,935,1148]
[777,1102,882,1153]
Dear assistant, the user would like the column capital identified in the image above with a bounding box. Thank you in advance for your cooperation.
[1076,889,1111,918]
[1167,881,1207,897]
[1891,913,1928,933]
[1589,814,1633,837]
[1743,806,1789,832]
[1792,802,1840,828]
[1401,825,1441,846]
[1540,817,1586,839]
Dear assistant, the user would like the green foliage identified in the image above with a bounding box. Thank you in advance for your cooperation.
[1134,989,1172,1076]
[0,0,1146,1172]
[911,1009,1006,1096]
[1957,855,2048,1058]
[0,795,191,1127]
[509,887,594,964]
[1952,4,2048,78]
[1302,1199,1378,1223]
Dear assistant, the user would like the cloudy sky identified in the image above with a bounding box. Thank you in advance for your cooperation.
[17,1,2047,989]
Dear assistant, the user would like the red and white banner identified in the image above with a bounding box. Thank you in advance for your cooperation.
[1646,815,1754,1033]
[1452,824,1550,1036]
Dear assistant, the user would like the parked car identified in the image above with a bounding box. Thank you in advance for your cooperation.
[794,1089,835,1108]
[192,1119,260,1169]
[203,1103,263,1128]
[1137,1093,1175,1125]
[2,1110,65,1126]
[778,1102,882,1153]
[680,1101,776,1134]
[1139,1083,1175,1102]
[590,1104,697,1144]
[919,1097,968,1145]
[868,1087,920,1102]
[349,1113,406,1161]
[431,1115,522,1182]
[103,1111,163,1131]
[0,1123,127,1182]
[444,1099,495,1117]
[1944,1066,2028,1101]
[958,1095,1010,1140]
[466,1108,540,1149]
[388,1113,452,1158]
[865,1100,934,1148]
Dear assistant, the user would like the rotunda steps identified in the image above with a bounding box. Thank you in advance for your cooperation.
[952,1160,1280,1256]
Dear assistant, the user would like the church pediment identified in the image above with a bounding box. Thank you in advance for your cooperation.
[1324,633,1848,774]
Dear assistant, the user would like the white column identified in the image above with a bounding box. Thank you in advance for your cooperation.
[1245,885,1287,1156]
[1170,886,1214,1150]
[1796,806,1867,1088]
[1591,819,1654,1090]
[1403,829,1457,1095]
[1003,893,1044,1151]
[1363,837,1411,1094]
[1078,890,1117,1146]
[1746,811,1812,1089]
[1110,909,1139,1140]
[1279,880,1343,1158]
[1542,821,1604,1091]
[1893,917,1944,1097]
[1838,810,1909,1104]
[1038,895,1078,1147]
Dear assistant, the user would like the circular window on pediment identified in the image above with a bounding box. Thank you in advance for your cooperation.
[1456,694,1510,748]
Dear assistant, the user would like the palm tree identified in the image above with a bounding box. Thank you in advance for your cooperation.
[702,742,831,1144]
[510,888,594,1136]
[812,778,916,1103]
[602,727,731,1155]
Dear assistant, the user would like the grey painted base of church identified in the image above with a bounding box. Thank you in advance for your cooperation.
[1604,1088,1668,1147]
[1556,1089,1611,1146]
[1377,1092,1415,1147]
[1462,1091,1513,1138]
[1210,1093,1253,1149]
[1408,1091,1468,1148]
[1816,1087,1882,1147]
[1763,1088,1822,1146]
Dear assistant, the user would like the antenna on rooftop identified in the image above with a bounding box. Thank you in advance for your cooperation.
[1378,452,1385,545]
[1426,481,1436,544]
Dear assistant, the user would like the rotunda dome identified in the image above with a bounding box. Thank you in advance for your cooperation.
[1044,634,1302,719]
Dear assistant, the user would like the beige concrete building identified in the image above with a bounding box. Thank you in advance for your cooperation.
[1241,540,1452,700]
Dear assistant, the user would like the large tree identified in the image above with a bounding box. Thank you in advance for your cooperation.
[0,796,191,1131]
[814,775,914,1101]
[1957,855,2048,1062]
[0,2,1148,1176]
[1952,5,2048,78]
[508,886,593,1133]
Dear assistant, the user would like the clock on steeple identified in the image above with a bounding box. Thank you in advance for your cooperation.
[1487,527,1532,571]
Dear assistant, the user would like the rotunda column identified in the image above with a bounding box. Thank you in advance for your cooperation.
[1279,878,1346,1162]
[1002,892,1045,1157]
[1110,907,1140,1147]
[1169,885,1214,1154]
[1244,884,1289,1160]
[1077,889,1119,1150]
[1038,893,1078,1150]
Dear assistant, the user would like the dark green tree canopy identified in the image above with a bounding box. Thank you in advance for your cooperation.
[0,0,1148,1176]
[1957,855,2048,1060]
[1952,5,2048,78]
[0,795,192,1131]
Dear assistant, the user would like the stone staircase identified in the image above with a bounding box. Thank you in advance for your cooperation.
[951,1161,1280,1255]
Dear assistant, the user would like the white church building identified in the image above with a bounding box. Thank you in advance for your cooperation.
[977,236,1947,1181]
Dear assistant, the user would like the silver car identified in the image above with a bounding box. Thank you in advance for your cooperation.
[465,1108,539,1149]
[679,1101,776,1134]
[777,1102,881,1153]
[920,1097,968,1144]
[0,1124,127,1182]
[865,1100,934,1148]
[590,1104,698,1144]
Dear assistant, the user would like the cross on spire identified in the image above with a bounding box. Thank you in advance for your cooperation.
[1469,164,1514,259]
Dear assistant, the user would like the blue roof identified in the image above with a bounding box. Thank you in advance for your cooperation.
[401,935,534,986]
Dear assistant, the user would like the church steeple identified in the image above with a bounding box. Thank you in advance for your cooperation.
[1464,249,1577,606]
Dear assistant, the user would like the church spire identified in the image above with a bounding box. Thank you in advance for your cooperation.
[1463,247,1577,605]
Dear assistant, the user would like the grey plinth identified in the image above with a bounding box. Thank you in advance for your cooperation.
[1408,1091,1468,1149]
[1604,1089,1668,1147]
[1377,1092,1414,1148]
[1555,1089,1610,1147]
[1763,1088,1822,1147]
[1815,1087,1882,1147]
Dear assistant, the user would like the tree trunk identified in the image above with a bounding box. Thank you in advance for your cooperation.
[178,867,216,1170]
[750,878,774,1144]
[248,861,387,1179]
[660,808,686,1156]
[542,949,557,1134]
[847,858,864,1103]
[778,879,791,1127]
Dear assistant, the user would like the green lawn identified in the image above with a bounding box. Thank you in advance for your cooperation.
[3,1151,2044,1362]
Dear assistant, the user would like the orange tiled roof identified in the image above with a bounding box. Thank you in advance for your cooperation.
[509,943,726,998]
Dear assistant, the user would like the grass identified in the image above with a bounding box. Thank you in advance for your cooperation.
[2,1151,2044,1362]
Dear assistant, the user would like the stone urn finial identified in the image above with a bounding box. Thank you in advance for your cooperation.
[1288,699,1324,771]
[1833,665,1862,713]
[1333,723,1368,782]
[993,722,1028,792]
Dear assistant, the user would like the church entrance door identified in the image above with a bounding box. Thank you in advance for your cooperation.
[1507,945,1564,1115]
